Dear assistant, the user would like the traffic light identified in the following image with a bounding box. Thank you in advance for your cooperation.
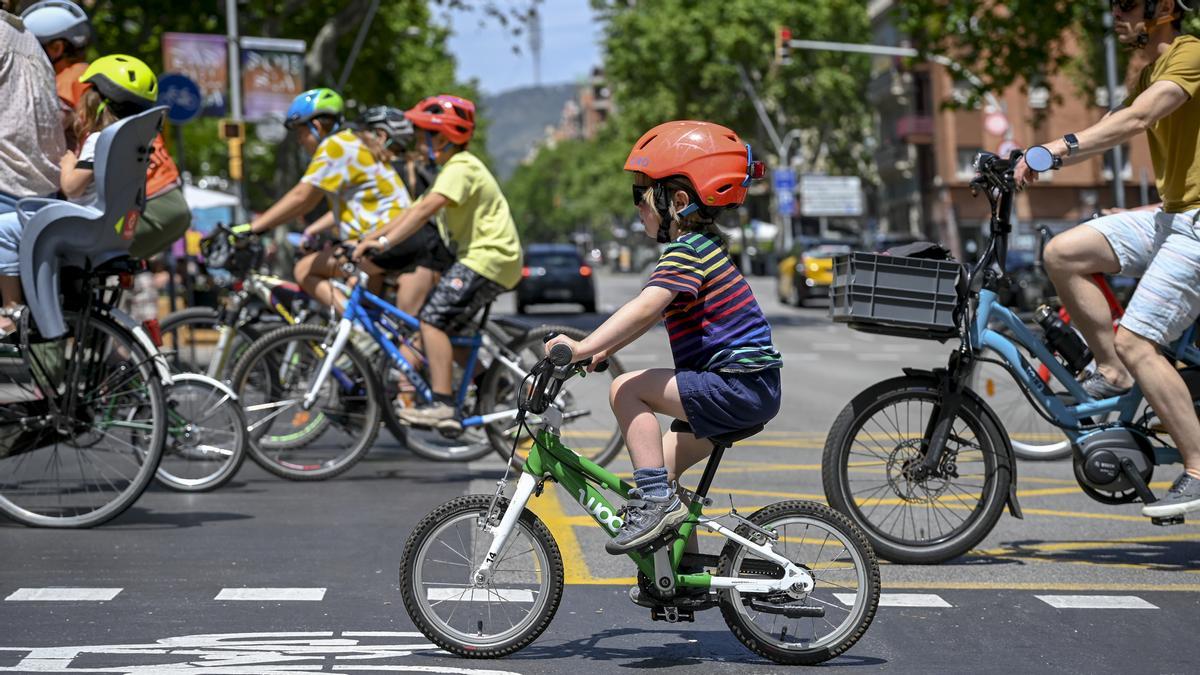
[775,27,792,66]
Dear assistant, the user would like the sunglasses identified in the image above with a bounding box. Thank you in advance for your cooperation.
[632,184,654,207]
[1109,0,1140,11]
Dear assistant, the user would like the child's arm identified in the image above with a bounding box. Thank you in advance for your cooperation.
[547,286,673,363]
[303,211,336,238]
[352,192,447,260]
[59,151,93,199]
[249,182,324,234]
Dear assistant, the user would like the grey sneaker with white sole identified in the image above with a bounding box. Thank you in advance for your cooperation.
[1142,472,1200,518]
[605,488,689,555]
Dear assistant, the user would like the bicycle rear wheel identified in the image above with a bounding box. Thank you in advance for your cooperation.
[0,311,166,527]
[159,306,263,379]
[480,325,624,467]
[230,324,380,480]
[153,374,247,492]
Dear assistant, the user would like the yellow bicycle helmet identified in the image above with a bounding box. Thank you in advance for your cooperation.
[79,54,158,112]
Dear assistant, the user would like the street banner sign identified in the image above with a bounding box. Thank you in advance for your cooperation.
[157,73,203,125]
[774,168,796,216]
[240,37,307,123]
[162,33,228,117]
[800,175,863,217]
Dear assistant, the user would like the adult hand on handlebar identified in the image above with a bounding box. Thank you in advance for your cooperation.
[1012,156,1039,191]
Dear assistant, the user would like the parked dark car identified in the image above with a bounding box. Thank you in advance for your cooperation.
[517,243,597,314]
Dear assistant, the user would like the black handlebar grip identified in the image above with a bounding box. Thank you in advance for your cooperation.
[549,342,573,367]
[593,360,609,373]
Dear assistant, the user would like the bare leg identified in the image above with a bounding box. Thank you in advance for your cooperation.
[608,368,688,469]
[294,250,347,313]
[1043,226,1130,387]
[420,321,454,396]
[0,275,21,333]
[665,428,716,556]
[1115,328,1200,478]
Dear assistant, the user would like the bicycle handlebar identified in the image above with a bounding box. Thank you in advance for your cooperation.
[522,333,608,416]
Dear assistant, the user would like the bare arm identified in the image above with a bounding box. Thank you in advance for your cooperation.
[303,210,336,237]
[249,181,324,234]
[546,286,674,363]
[351,192,448,261]
[59,151,92,199]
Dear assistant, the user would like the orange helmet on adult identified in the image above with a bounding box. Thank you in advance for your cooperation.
[624,120,764,210]
[405,94,476,145]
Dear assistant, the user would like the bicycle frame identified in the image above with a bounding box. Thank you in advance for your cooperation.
[971,288,1198,465]
[472,411,813,597]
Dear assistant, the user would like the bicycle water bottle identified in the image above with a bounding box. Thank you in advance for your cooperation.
[1034,305,1092,374]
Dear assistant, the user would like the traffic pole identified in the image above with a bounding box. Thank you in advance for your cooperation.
[225,0,245,224]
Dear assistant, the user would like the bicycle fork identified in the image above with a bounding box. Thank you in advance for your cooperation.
[302,317,354,410]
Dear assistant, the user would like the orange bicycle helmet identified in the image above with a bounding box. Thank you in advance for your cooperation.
[405,95,476,146]
[625,120,764,241]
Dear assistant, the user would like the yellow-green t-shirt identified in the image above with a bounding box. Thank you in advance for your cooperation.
[301,129,410,239]
[1124,35,1200,213]
[429,151,523,289]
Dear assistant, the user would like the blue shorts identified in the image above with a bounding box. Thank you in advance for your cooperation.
[676,368,781,440]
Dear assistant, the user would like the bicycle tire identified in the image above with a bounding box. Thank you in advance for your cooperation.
[718,500,880,665]
[0,311,167,528]
[480,324,624,468]
[400,494,563,657]
[822,375,1012,564]
[153,374,248,492]
[229,323,381,480]
[159,307,264,380]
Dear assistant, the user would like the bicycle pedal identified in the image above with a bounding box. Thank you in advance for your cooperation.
[651,605,694,623]
[1151,515,1185,527]
[435,419,464,437]
[635,529,678,555]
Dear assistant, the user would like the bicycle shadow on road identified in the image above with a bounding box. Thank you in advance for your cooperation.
[511,626,887,669]
[103,507,254,530]
[966,536,1200,573]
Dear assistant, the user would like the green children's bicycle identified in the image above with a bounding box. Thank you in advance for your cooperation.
[400,340,880,665]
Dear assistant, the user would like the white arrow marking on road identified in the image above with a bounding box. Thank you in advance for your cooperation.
[427,588,535,602]
[1035,595,1159,609]
[214,587,326,601]
[834,592,952,608]
[5,588,122,601]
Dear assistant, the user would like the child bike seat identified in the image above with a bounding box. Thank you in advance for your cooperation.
[669,419,764,447]
[16,107,166,339]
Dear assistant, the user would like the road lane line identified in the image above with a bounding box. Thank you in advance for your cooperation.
[426,588,535,602]
[834,592,952,608]
[1035,595,1158,609]
[214,588,326,601]
[5,588,122,601]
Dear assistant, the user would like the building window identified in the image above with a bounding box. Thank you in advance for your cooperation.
[956,147,985,179]
[1102,145,1133,180]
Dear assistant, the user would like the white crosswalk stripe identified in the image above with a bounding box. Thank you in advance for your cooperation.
[1035,595,1159,609]
[5,588,123,601]
[214,588,326,601]
[834,592,952,608]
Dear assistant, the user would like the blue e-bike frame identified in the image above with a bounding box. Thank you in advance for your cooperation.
[970,288,1198,465]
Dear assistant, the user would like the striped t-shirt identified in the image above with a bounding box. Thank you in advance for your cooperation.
[646,232,783,373]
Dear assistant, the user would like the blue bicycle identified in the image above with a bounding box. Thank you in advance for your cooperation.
[229,257,623,479]
[822,149,1200,564]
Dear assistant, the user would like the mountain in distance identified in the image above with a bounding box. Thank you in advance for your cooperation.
[482,82,578,181]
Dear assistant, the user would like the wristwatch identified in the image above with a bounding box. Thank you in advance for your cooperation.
[377,235,390,250]
[1063,133,1080,157]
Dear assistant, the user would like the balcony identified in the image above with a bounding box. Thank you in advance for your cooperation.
[895,114,934,142]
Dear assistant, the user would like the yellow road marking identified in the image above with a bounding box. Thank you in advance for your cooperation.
[524,484,636,586]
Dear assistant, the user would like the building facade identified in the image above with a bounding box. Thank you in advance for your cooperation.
[868,0,1155,257]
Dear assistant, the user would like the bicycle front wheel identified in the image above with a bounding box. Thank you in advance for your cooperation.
[718,500,880,665]
[400,494,563,657]
[230,324,380,480]
[0,311,166,527]
[153,374,247,492]
[970,352,1071,461]
[480,325,624,467]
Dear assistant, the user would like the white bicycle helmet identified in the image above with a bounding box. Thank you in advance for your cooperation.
[21,0,91,49]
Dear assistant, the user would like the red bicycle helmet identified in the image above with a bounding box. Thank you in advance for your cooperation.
[624,120,764,209]
[405,95,476,145]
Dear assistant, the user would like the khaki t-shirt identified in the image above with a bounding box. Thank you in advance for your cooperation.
[429,151,522,289]
[1125,35,1200,213]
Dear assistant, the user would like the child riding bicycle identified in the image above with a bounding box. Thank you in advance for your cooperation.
[353,95,522,430]
[543,120,782,554]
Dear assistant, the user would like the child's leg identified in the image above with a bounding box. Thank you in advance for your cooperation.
[420,320,454,396]
[609,368,687,470]
[665,427,716,560]
[294,250,345,312]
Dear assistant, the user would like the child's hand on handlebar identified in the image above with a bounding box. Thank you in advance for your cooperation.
[351,237,382,262]
[544,334,584,362]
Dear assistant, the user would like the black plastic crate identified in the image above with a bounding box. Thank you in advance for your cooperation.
[830,252,966,341]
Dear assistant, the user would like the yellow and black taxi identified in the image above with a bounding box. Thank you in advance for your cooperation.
[776,238,855,307]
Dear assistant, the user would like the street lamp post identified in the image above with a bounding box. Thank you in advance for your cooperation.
[225,0,245,223]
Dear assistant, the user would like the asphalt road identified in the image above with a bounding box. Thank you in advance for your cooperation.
[0,272,1196,674]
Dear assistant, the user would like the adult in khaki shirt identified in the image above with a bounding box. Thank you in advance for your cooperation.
[1014,0,1200,517]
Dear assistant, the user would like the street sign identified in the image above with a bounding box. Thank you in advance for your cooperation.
[240,37,307,122]
[773,168,796,216]
[800,175,863,217]
[162,33,228,117]
[157,73,203,125]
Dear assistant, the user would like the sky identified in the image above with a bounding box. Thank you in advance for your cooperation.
[445,0,603,95]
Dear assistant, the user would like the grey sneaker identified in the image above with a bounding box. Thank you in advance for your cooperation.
[398,401,457,427]
[1080,371,1131,400]
[605,488,688,555]
[1142,473,1200,518]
